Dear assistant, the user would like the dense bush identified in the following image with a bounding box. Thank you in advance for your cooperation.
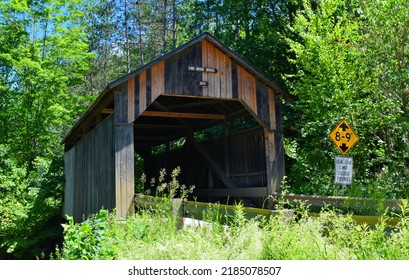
[58,201,409,260]
[0,145,63,259]
[284,0,409,199]
[59,209,117,260]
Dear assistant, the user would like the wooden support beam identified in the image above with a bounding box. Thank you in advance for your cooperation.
[223,119,230,177]
[142,111,225,120]
[114,84,135,219]
[134,136,168,141]
[189,136,238,189]
[134,123,188,130]
[230,171,267,177]
[264,129,275,195]
[101,108,114,114]
[167,99,228,111]
[194,187,268,198]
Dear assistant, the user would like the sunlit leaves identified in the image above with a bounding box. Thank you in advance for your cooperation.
[285,0,409,197]
[0,0,92,258]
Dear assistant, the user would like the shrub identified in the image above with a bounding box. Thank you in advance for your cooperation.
[0,145,63,259]
[61,209,117,260]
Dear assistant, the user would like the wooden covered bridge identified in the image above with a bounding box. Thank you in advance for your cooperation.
[62,32,289,221]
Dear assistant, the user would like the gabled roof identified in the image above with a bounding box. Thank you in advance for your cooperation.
[62,32,289,145]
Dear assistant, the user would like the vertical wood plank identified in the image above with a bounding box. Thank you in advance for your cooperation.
[215,47,226,98]
[63,148,75,218]
[206,40,216,97]
[210,43,220,98]
[238,65,244,100]
[248,71,257,114]
[164,57,174,93]
[232,62,238,99]
[238,66,257,113]
[164,42,202,96]
[264,129,275,195]
[139,71,147,113]
[256,80,270,129]
[75,140,83,220]
[224,119,230,177]
[202,40,209,97]
[223,52,233,99]
[134,75,140,118]
[128,77,135,122]
[273,95,285,195]
[151,61,165,101]
[268,87,276,130]
[146,68,152,107]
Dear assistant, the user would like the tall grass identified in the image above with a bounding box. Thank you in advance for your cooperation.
[59,168,409,260]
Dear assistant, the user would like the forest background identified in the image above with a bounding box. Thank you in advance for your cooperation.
[0,0,408,259]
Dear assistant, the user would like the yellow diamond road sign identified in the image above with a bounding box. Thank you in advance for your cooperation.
[329,119,359,155]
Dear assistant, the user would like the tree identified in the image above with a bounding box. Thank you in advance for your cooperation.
[0,0,93,258]
[82,0,182,95]
[284,0,409,198]
[177,0,302,84]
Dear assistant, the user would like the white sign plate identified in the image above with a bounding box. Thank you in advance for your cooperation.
[335,156,353,185]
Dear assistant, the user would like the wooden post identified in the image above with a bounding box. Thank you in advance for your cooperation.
[114,79,135,219]
[265,92,285,208]
[114,123,134,218]
[264,129,275,195]
[223,119,230,177]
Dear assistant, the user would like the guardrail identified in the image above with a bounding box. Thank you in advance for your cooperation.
[270,192,404,227]
[270,192,406,212]
[135,193,404,227]
[134,194,294,224]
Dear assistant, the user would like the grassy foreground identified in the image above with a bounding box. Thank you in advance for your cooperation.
[56,168,409,260]
[57,200,409,260]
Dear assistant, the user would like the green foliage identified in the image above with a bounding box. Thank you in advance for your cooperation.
[58,168,409,260]
[284,0,409,198]
[152,167,195,202]
[0,145,63,259]
[59,197,409,260]
[61,209,117,260]
[0,0,93,165]
[0,0,92,259]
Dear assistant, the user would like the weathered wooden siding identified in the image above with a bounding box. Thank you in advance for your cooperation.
[64,115,115,221]
[229,127,266,187]
[164,42,202,95]
[63,148,75,218]
[139,71,147,114]
[238,65,257,115]
[129,38,277,131]
[151,61,165,100]
[201,40,233,99]
[256,80,270,129]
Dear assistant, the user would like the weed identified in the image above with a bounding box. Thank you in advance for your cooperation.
[59,168,409,260]
[59,209,117,260]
